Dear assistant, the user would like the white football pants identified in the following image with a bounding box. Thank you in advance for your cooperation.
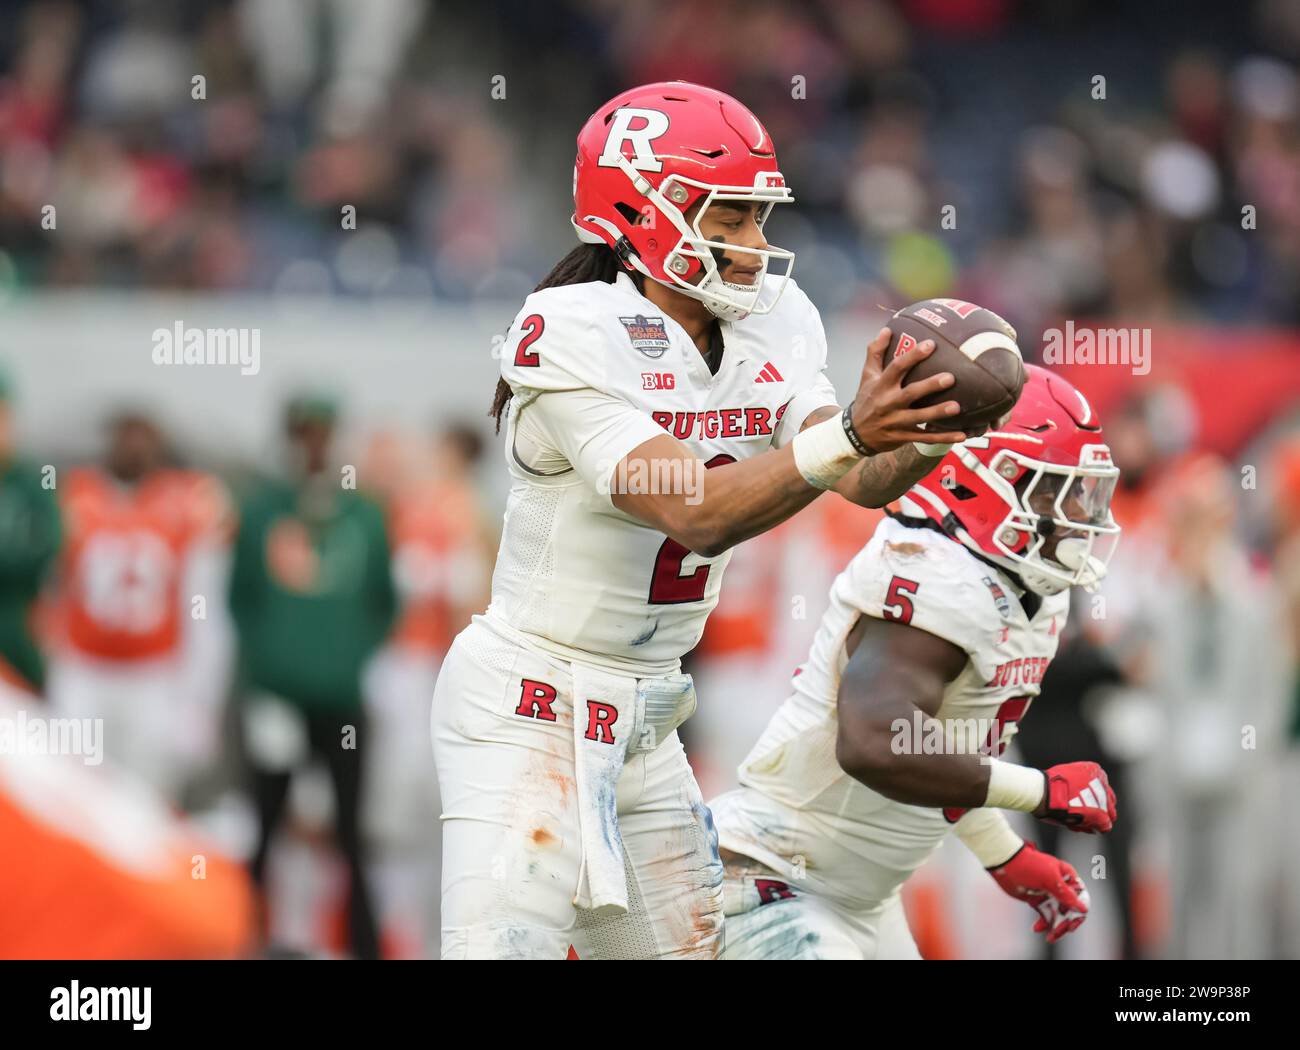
[719,850,920,960]
[432,618,723,959]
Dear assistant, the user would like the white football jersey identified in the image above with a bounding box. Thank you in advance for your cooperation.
[712,514,1070,910]
[487,272,837,675]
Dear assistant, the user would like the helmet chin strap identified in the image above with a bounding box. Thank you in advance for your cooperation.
[959,543,1054,598]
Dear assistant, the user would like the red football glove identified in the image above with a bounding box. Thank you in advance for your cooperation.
[1036,761,1116,833]
[988,842,1090,944]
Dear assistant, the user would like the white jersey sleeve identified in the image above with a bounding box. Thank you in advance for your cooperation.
[838,517,997,658]
[770,290,839,448]
[502,293,665,508]
[499,289,608,393]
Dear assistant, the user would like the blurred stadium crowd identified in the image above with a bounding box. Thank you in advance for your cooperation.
[1,0,1299,959]
[4,0,1300,327]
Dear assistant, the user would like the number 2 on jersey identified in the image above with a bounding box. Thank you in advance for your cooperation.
[514,314,544,367]
[648,454,735,604]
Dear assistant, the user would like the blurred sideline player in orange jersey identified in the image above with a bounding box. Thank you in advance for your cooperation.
[689,497,884,800]
[360,423,494,958]
[0,682,254,959]
[382,424,494,658]
[46,412,233,803]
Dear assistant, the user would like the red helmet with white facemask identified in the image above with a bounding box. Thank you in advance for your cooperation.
[902,365,1122,596]
[572,81,795,322]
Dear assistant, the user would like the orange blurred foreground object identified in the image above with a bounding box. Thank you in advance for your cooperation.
[0,690,253,959]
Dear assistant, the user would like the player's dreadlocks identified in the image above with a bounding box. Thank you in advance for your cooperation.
[489,243,643,431]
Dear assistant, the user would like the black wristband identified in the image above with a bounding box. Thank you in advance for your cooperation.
[841,406,876,457]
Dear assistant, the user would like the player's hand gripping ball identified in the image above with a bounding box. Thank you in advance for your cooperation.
[886,298,1026,434]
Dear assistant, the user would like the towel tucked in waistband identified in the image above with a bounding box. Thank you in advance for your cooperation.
[569,665,697,915]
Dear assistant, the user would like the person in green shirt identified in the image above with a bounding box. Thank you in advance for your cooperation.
[0,372,61,695]
[229,394,396,960]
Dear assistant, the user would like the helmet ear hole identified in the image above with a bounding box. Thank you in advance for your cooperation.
[614,202,641,225]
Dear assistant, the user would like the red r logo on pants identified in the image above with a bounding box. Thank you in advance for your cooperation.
[515,678,558,721]
[755,879,795,905]
[584,701,618,744]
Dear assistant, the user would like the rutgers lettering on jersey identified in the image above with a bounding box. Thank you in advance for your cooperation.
[649,405,783,441]
[986,657,1050,688]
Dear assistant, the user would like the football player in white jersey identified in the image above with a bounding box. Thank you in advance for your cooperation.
[712,365,1122,959]
[432,82,1012,959]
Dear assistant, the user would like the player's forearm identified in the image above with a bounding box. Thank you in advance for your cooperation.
[679,406,921,551]
[649,444,823,557]
[838,716,1053,812]
[618,399,934,555]
[613,425,849,556]
[836,715,995,808]
[832,443,942,509]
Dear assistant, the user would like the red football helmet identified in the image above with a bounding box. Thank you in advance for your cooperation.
[572,81,794,322]
[902,365,1122,595]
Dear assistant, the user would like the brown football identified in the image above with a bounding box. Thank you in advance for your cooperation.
[886,298,1026,433]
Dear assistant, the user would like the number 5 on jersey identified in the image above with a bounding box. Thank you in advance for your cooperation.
[883,575,919,624]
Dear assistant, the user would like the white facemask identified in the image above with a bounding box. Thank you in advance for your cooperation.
[1015,536,1109,596]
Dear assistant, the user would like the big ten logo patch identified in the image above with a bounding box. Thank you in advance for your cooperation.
[641,371,676,390]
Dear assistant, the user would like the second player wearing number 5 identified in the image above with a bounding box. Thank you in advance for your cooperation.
[432,81,997,959]
[712,365,1122,959]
